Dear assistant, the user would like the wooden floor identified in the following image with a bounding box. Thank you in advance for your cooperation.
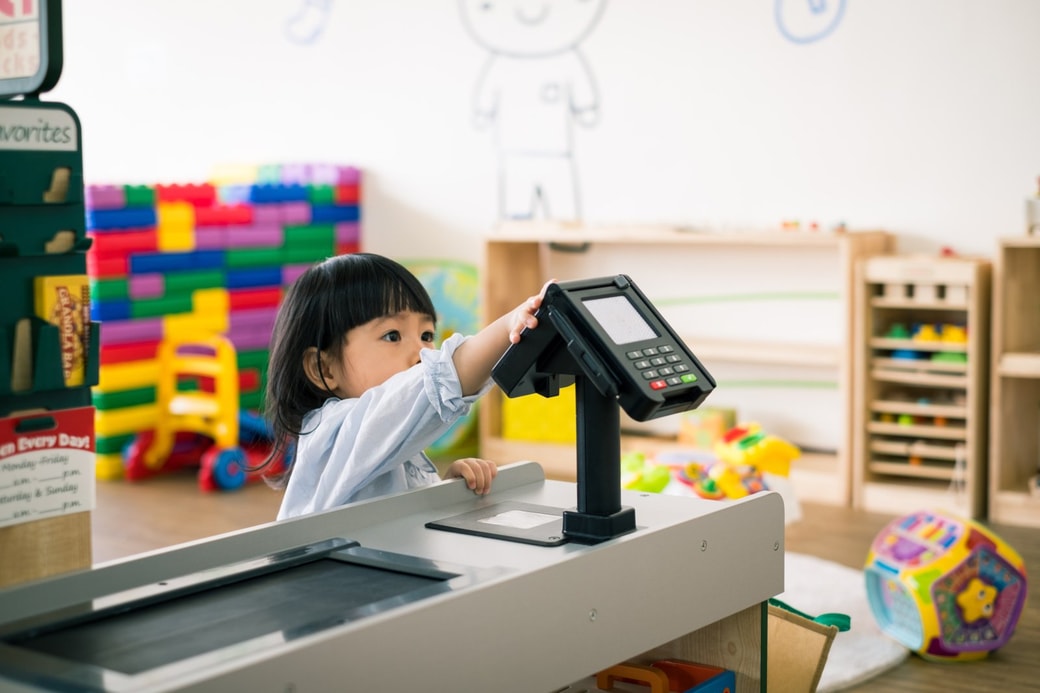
[89,471,1039,693]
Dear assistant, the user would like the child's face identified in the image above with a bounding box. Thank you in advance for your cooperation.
[325,310,437,399]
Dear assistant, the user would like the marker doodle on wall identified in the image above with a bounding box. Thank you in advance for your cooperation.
[285,0,334,45]
[775,0,846,45]
[459,0,608,222]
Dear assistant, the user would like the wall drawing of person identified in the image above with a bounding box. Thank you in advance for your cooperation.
[460,0,608,222]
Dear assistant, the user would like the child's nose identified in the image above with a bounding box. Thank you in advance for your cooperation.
[411,338,426,364]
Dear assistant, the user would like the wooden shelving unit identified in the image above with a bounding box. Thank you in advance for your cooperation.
[481,223,893,505]
[989,237,1040,527]
[852,255,990,518]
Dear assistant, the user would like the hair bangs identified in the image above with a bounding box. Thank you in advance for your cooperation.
[319,254,436,349]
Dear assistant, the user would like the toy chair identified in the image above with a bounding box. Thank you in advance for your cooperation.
[149,334,240,468]
[123,334,281,491]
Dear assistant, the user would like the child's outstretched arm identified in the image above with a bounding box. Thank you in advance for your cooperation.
[452,280,554,396]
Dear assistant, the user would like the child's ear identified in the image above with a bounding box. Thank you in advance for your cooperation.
[302,347,337,390]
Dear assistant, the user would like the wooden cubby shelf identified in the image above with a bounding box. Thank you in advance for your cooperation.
[989,237,1040,527]
[852,255,990,518]
[481,222,893,505]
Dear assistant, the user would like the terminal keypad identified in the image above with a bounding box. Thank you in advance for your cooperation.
[626,344,699,391]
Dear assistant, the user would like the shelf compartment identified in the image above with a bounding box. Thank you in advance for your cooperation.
[988,490,1040,529]
[867,459,962,481]
[870,399,967,419]
[869,337,967,353]
[871,357,968,375]
[997,352,1040,378]
[870,297,969,310]
[853,255,989,518]
[870,369,969,388]
[867,421,967,441]
[990,239,1040,527]
[869,438,964,461]
[989,374,1040,527]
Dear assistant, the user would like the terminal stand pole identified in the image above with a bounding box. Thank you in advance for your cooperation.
[563,377,636,543]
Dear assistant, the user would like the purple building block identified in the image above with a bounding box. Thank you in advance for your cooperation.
[129,274,165,300]
[85,185,126,210]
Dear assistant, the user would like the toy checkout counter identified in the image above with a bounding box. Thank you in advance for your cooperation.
[0,277,786,692]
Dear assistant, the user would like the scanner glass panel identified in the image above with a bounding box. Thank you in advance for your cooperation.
[582,295,658,345]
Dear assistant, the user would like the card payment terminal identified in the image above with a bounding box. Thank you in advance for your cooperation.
[492,274,715,420]
[428,275,716,545]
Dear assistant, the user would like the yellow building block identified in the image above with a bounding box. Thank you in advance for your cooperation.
[95,452,125,480]
[97,359,160,392]
[502,384,576,443]
[94,403,159,437]
[163,288,229,337]
[156,202,196,252]
[209,163,260,186]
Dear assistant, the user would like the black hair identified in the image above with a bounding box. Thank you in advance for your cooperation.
[258,253,436,486]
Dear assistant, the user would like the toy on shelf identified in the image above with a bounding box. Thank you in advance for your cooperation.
[864,509,1028,661]
[595,659,735,693]
[122,334,288,490]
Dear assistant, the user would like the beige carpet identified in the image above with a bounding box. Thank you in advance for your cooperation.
[778,552,909,692]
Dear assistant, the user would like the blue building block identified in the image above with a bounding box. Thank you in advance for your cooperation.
[227,267,283,289]
[90,299,132,322]
[87,207,158,230]
[310,204,360,223]
[248,184,310,204]
[129,250,226,274]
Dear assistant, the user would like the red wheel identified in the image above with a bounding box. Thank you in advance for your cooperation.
[122,431,156,481]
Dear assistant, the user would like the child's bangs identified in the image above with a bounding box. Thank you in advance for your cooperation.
[324,257,436,340]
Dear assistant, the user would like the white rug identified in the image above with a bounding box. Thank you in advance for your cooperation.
[778,552,910,692]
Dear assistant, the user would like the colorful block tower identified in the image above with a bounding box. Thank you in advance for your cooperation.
[85,164,361,479]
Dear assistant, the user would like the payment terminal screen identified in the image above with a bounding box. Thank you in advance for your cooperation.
[583,295,658,345]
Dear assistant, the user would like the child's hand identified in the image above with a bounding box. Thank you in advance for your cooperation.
[444,458,498,495]
[508,279,555,344]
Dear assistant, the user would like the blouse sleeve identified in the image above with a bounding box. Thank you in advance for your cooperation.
[278,333,491,518]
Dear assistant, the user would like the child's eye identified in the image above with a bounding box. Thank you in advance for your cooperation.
[381,330,402,342]
[421,331,435,343]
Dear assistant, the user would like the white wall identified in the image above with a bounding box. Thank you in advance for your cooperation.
[49,0,1040,263]
[39,0,1039,451]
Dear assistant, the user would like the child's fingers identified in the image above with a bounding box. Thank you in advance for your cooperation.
[456,458,497,494]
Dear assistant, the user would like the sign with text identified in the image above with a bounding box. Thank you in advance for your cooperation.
[0,0,40,80]
[0,103,77,151]
[0,0,61,97]
[0,407,95,529]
